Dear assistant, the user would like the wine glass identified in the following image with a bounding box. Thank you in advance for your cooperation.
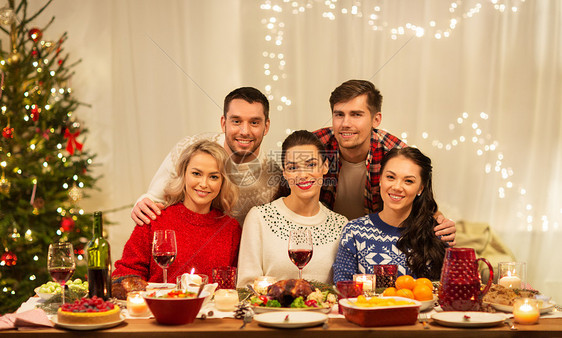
[288,229,313,279]
[47,242,76,304]
[152,230,177,284]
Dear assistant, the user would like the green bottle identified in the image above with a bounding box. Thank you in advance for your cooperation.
[86,211,112,299]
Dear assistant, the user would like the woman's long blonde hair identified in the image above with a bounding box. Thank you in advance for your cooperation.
[163,140,238,215]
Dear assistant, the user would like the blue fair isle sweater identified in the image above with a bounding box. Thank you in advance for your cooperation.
[333,213,413,283]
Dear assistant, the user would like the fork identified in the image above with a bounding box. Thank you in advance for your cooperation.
[239,312,252,329]
[418,312,430,329]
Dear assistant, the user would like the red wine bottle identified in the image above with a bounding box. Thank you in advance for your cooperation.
[86,211,112,299]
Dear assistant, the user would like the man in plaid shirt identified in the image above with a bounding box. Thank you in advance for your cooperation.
[313,80,456,243]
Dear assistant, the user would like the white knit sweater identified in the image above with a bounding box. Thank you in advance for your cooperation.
[237,198,348,287]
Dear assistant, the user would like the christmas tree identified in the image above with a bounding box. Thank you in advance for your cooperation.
[0,0,98,314]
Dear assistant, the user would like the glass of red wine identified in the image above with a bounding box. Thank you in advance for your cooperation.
[152,230,177,284]
[47,242,76,304]
[288,229,313,279]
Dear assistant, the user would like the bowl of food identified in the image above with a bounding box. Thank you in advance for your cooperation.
[142,289,209,325]
[35,279,88,300]
[339,296,421,327]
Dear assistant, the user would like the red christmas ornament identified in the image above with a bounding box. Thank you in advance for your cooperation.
[1,251,17,267]
[31,49,39,58]
[58,59,63,66]
[28,28,42,42]
[31,106,40,121]
[60,217,75,232]
[2,126,14,138]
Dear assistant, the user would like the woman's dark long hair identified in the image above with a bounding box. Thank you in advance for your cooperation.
[274,130,327,199]
[380,147,447,280]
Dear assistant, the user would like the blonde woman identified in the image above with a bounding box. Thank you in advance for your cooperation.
[114,140,240,282]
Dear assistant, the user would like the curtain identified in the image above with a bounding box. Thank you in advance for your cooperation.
[30,0,561,302]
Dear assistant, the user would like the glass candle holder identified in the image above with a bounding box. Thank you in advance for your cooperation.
[177,273,208,293]
[253,276,277,295]
[214,289,239,311]
[353,274,375,293]
[336,280,363,314]
[498,262,526,289]
[513,298,540,324]
[127,291,151,317]
[373,264,398,289]
[212,266,237,289]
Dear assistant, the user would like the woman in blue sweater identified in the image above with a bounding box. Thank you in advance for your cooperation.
[333,147,447,282]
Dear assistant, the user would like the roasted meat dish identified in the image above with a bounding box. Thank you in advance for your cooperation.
[266,279,315,307]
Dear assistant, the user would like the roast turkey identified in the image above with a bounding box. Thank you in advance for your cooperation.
[266,279,315,307]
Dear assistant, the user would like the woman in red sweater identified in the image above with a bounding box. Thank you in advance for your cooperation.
[113,140,240,282]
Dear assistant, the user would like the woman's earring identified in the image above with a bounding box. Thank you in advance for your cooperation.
[417,192,421,196]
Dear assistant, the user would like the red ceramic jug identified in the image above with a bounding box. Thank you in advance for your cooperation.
[438,247,494,311]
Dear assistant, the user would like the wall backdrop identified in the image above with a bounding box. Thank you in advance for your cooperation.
[28,0,561,302]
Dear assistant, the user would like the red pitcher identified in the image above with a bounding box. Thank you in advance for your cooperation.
[438,248,494,311]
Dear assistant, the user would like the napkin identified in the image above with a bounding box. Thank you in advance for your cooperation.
[0,309,53,330]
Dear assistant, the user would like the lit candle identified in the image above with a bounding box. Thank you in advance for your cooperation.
[253,276,277,295]
[498,271,522,289]
[127,292,150,317]
[353,274,375,292]
[214,289,239,311]
[513,298,540,325]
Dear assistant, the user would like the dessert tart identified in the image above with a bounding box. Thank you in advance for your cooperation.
[57,296,121,324]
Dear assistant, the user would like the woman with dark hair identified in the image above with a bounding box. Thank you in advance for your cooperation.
[237,130,348,286]
[333,147,447,281]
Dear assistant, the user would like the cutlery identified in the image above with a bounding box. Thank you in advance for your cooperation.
[504,319,517,330]
[239,312,252,329]
[418,312,430,329]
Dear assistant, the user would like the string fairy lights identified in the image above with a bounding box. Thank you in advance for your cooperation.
[258,0,559,233]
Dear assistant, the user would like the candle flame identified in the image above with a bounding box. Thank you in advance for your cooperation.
[190,267,195,275]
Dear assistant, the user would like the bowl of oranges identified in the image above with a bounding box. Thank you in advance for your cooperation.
[381,275,437,312]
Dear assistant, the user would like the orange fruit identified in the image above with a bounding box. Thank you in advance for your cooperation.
[382,287,397,297]
[396,288,414,299]
[414,278,434,291]
[395,275,415,290]
[413,284,433,301]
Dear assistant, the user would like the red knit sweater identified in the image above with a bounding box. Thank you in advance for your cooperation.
[113,203,241,283]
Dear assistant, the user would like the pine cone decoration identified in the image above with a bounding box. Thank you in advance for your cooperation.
[234,302,254,319]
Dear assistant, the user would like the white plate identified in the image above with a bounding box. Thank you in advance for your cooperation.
[146,283,176,289]
[252,305,332,314]
[431,311,507,328]
[52,314,125,331]
[254,311,328,328]
[484,300,555,314]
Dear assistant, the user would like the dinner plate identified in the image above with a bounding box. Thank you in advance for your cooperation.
[52,314,125,331]
[484,300,556,314]
[252,305,332,314]
[431,311,507,328]
[254,311,328,328]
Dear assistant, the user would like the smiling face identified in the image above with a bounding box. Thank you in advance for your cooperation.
[221,98,270,163]
[283,144,328,201]
[183,152,223,214]
[379,155,424,219]
[332,94,381,162]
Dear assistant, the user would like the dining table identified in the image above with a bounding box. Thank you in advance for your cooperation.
[3,316,562,338]
[4,295,562,338]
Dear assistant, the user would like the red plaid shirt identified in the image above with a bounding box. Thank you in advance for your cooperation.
[313,127,407,215]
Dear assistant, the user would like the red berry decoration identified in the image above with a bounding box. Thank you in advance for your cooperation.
[31,106,40,121]
[60,217,75,232]
[28,28,42,42]
[2,126,14,139]
[1,251,17,267]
